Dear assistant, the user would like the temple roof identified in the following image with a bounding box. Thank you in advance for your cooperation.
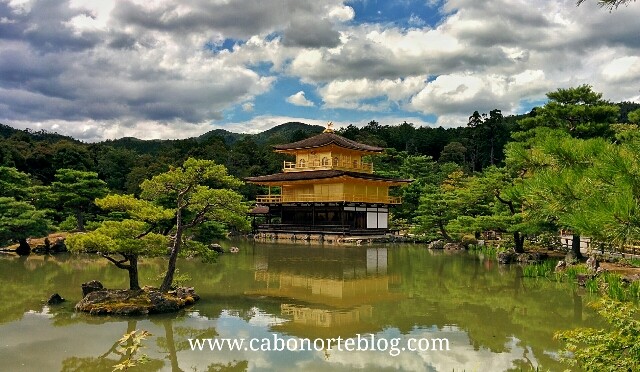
[272,132,384,152]
[245,170,412,184]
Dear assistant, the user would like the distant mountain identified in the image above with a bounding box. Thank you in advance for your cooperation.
[101,137,178,154]
[252,122,325,144]
[197,128,247,145]
[97,122,324,154]
[197,122,325,145]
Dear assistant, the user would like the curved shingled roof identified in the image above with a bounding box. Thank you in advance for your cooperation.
[272,132,384,152]
[245,170,412,184]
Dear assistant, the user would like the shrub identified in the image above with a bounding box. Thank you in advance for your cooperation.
[555,297,640,372]
[461,234,478,248]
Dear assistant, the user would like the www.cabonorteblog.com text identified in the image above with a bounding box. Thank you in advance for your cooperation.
[188,334,450,357]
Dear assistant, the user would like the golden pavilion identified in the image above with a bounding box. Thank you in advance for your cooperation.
[245,123,411,235]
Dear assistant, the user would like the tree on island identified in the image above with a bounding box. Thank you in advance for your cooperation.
[67,158,248,292]
[66,195,172,290]
[140,158,248,292]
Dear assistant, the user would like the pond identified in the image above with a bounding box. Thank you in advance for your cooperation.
[0,241,600,371]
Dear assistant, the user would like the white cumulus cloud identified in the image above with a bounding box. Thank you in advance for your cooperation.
[286,91,315,107]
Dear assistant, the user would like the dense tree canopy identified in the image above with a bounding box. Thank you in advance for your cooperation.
[140,158,248,291]
[0,197,49,255]
[67,195,172,289]
[518,85,619,139]
[51,169,109,231]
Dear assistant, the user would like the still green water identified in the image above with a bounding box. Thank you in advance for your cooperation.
[0,242,599,371]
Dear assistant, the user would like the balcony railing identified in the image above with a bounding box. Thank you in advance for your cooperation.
[255,194,402,204]
[283,160,373,173]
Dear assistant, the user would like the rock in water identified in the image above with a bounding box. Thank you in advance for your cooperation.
[443,242,464,250]
[428,240,445,249]
[82,280,104,297]
[497,251,516,264]
[75,287,200,315]
[209,243,224,253]
[50,237,67,253]
[47,293,65,305]
[15,243,31,256]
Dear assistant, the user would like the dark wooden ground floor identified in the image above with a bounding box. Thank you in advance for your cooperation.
[250,202,392,234]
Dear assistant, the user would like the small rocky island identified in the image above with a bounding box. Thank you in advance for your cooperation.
[75,280,199,315]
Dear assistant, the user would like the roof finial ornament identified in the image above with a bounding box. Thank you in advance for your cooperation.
[323,121,334,133]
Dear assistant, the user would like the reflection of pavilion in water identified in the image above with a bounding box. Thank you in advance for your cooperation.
[247,247,402,337]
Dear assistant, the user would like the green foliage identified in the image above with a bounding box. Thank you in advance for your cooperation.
[529,232,563,250]
[522,261,556,278]
[112,330,151,371]
[191,221,228,242]
[555,297,640,372]
[560,139,640,247]
[612,123,640,143]
[563,265,590,281]
[67,220,168,256]
[627,108,640,124]
[373,149,463,224]
[66,195,172,289]
[96,194,174,223]
[140,158,248,291]
[414,169,495,240]
[58,216,78,231]
[0,166,31,200]
[155,268,192,289]
[51,169,109,230]
[0,197,49,245]
[518,85,619,139]
[439,141,466,165]
[461,234,478,247]
[589,273,640,302]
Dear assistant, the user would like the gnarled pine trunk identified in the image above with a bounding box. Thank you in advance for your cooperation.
[127,254,140,290]
[161,211,183,292]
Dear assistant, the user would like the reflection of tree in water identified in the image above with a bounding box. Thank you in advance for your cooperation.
[60,320,163,372]
[154,317,219,372]
[59,316,241,372]
[205,360,249,371]
[377,248,602,371]
[0,254,166,325]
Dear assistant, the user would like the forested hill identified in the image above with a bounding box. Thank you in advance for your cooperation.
[0,123,80,143]
[1,99,637,198]
[251,122,325,144]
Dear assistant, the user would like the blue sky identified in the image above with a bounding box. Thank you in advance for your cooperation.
[0,0,639,141]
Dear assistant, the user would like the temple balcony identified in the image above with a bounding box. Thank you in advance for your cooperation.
[283,160,373,173]
[255,193,402,204]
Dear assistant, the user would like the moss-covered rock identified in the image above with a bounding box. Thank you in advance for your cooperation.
[75,286,199,315]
